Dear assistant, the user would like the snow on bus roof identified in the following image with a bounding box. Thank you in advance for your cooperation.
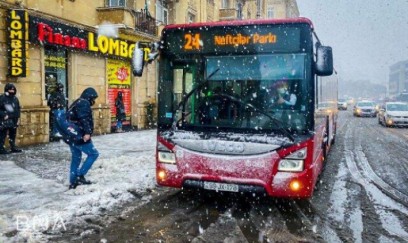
[163,17,314,30]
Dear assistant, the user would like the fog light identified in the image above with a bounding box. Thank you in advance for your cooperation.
[290,180,301,191]
[386,119,393,125]
[158,170,166,181]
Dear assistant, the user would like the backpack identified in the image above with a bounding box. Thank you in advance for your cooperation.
[53,109,83,144]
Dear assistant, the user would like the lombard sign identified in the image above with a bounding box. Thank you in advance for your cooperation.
[6,10,28,77]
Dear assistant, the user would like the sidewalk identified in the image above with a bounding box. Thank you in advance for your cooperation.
[0,130,157,242]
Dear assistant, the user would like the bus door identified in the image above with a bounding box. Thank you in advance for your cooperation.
[172,63,197,125]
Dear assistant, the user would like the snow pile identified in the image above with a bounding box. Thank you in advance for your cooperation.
[0,130,157,242]
[97,22,119,38]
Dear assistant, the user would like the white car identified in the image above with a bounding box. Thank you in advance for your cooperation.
[378,102,408,127]
[337,98,348,110]
[353,101,376,117]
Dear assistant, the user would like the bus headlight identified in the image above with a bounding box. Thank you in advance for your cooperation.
[278,159,304,172]
[278,147,306,172]
[158,151,176,164]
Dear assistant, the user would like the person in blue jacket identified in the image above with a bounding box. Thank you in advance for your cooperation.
[67,87,100,189]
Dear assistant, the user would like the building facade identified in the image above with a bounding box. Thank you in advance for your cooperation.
[218,0,299,21]
[389,60,408,98]
[153,0,298,26]
[0,0,158,146]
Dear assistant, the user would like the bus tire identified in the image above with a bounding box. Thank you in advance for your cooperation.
[331,123,336,145]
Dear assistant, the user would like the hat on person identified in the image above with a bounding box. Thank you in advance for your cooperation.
[273,80,288,88]
[4,83,16,93]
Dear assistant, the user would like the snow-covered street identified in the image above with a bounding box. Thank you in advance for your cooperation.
[0,130,157,242]
[2,112,408,243]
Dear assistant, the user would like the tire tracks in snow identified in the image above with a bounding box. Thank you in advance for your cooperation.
[343,120,408,241]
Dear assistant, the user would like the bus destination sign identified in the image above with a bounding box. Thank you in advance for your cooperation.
[163,24,309,55]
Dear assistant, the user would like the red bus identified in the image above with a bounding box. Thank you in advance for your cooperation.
[137,18,337,199]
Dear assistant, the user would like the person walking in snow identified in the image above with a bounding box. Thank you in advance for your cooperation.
[67,87,99,189]
[115,91,126,133]
[0,83,22,154]
[47,83,66,139]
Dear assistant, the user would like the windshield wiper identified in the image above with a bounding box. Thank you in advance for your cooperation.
[210,93,295,143]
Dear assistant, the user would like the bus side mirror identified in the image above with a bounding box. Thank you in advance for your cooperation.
[315,45,333,76]
[132,42,144,77]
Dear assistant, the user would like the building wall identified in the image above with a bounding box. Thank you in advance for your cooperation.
[262,0,299,19]
[389,60,408,97]
[0,0,158,147]
[25,0,102,27]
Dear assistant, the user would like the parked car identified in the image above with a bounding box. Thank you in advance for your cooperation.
[353,101,377,117]
[337,98,348,110]
[378,102,408,127]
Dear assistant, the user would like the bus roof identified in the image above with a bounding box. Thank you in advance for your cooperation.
[164,17,314,30]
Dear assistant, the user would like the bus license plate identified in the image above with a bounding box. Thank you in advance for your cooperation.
[203,182,239,192]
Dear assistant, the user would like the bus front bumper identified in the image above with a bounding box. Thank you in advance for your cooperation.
[156,162,316,199]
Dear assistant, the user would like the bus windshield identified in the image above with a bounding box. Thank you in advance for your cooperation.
[174,53,308,133]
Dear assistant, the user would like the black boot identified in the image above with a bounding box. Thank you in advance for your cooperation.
[0,147,10,154]
[10,146,22,153]
[77,175,92,185]
[69,183,78,190]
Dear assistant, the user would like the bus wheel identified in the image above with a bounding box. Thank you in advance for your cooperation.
[331,124,337,145]
[322,141,327,163]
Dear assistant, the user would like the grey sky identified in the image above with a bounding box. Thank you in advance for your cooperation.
[297,0,408,84]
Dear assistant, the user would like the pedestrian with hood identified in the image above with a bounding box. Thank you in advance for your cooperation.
[67,87,99,189]
[115,91,126,132]
[47,83,66,138]
[0,83,22,154]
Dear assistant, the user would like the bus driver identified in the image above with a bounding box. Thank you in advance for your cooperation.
[271,80,297,108]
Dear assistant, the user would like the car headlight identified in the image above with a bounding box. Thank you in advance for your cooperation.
[356,108,361,113]
[158,151,176,164]
[278,148,306,172]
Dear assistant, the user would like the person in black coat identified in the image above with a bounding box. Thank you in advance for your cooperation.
[115,91,126,132]
[0,83,22,154]
[66,87,99,189]
[47,83,66,138]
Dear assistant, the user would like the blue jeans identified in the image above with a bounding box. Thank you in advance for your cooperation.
[69,141,99,184]
[117,120,122,129]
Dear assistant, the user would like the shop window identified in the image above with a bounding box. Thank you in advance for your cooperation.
[45,48,68,103]
[45,47,68,139]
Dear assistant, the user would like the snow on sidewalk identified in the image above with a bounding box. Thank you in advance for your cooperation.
[0,130,157,242]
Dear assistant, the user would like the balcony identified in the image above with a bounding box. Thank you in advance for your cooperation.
[96,7,135,30]
[135,9,157,36]
[219,8,238,21]
[96,7,157,36]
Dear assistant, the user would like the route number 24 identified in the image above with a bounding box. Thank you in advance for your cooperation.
[184,33,201,50]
